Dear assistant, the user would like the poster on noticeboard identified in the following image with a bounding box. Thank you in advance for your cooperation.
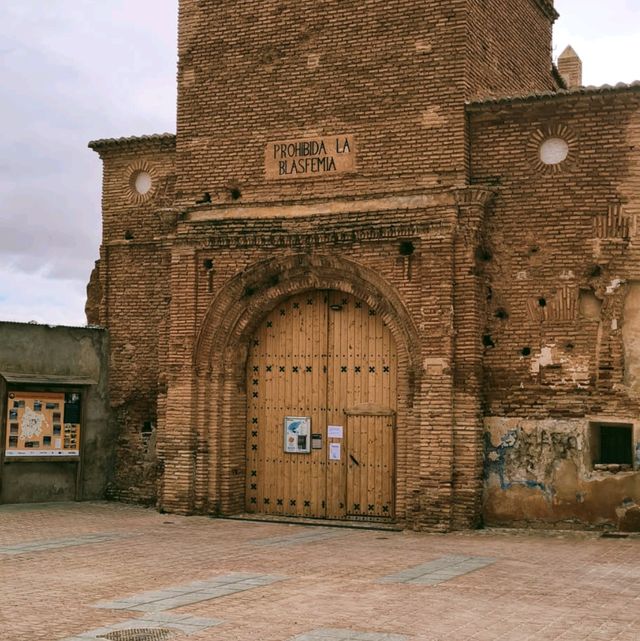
[4,391,81,458]
[284,416,311,454]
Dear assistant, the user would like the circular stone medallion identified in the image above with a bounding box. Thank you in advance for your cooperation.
[539,137,569,166]
[133,171,153,195]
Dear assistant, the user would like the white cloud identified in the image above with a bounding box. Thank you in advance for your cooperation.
[0,0,177,325]
[554,1,640,85]
[0,267,88,326]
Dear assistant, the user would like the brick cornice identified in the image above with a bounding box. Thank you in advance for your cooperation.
[184,191,456,223]
[453,187,495,209]
[194,221,451,249]
[453,187,495,237]
[179,192,459,248]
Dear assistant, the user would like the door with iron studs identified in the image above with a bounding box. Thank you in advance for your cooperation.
[245,290,397,520]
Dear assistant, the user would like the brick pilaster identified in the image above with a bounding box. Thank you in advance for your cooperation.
[451,187,494,529]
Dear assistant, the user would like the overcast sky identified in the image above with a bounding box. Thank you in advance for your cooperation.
[0,1,638,327]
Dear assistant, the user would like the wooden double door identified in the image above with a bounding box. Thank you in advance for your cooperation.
[246,290,397,520]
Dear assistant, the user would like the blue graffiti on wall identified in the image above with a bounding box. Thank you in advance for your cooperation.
[484,429,549,497]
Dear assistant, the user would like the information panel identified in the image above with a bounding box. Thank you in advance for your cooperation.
[284,416,311,454]
[5,391,81,458]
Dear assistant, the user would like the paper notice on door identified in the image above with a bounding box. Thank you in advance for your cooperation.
[329,443,341,460]
[328,425,343,439]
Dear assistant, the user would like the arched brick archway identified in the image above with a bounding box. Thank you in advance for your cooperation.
[167,253,422,524]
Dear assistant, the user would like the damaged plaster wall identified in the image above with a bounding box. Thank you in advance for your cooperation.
[623,283,640,397]
[472,93,640,531]
[484,418,640,530]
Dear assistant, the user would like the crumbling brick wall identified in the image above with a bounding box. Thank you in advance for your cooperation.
[88,136,176,503]
[469,87,640,528]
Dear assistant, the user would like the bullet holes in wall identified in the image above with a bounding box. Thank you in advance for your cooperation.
[398,240,416,281]
[475,246,492,262]
[141,421,155,454]
[196,192,212,204]
[399,241,415,256]
[268,274,280,288]
[203,259,215,293]
[588,264,603,279]
[237,272,283,302]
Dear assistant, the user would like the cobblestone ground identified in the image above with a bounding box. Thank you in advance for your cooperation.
[1,502,639,641]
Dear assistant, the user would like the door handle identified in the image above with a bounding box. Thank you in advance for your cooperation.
[349,454,360,466]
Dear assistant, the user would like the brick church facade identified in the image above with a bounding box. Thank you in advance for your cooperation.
[88,0,640,531]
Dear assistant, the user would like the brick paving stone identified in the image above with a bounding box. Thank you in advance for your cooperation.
[0,532,129,555]
[94,574,285,612]
[290,631,408,641]
[252,528,348,548]
[58,612,223,640]
[378,555,496,585]
[2,503,640,641]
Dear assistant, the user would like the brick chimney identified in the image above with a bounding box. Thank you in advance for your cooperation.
[558,45,583,88]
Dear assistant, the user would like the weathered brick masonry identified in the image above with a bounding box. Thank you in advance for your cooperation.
[88,0,640,530]
[88,136,176,503]
[469,86,640,529]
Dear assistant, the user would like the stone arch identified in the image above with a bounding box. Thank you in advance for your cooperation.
[190,253,422,522]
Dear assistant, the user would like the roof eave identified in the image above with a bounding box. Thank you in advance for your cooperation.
[88,133,176,152]
[533,0,559,22]
[466,81,640,111]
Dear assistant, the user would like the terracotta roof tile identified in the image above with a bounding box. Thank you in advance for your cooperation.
[88,133,176,150]
[467,81,640,109]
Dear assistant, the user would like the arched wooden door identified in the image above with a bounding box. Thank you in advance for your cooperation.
[245,290,397,520]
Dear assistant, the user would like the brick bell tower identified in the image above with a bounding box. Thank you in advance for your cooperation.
[174,0,557,204]
[89,0,559,530]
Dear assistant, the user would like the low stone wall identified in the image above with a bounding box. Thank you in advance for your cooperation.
[0,322,112,503]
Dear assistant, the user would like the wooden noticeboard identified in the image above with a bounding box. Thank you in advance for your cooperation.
[5,391,81,458]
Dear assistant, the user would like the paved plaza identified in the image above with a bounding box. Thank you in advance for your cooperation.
[1,503,639,641]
